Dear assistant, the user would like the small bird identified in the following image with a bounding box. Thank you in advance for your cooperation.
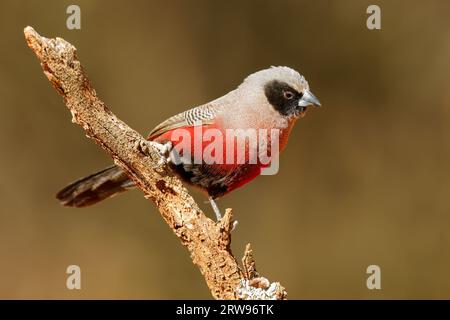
[56,66,321,219]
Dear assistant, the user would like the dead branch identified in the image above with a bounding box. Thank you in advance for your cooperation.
[24,26,286,300]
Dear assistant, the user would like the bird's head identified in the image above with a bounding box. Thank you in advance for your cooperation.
[240,66,321,119]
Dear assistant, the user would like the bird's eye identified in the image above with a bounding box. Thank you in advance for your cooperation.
[283,91,294,100]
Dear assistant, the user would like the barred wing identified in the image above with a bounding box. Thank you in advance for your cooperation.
[147,104,221,140]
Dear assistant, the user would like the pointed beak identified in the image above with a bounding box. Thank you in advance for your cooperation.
[299,90,321,107]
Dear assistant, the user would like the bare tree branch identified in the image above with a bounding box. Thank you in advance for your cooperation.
[24,26,286,300]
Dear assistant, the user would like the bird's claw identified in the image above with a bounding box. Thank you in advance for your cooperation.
[135,140,173,165]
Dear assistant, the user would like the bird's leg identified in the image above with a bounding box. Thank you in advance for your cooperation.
[209,197,222,221]
[208,197,238,231]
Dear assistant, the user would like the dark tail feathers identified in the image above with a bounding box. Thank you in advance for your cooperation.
[56,165,134,207]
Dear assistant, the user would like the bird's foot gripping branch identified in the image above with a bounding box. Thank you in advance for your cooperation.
[23,26,286,300]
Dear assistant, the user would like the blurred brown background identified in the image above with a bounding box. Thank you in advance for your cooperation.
[0,0,449,299]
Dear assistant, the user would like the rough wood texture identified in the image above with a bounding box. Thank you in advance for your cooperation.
[24,26,286,300]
